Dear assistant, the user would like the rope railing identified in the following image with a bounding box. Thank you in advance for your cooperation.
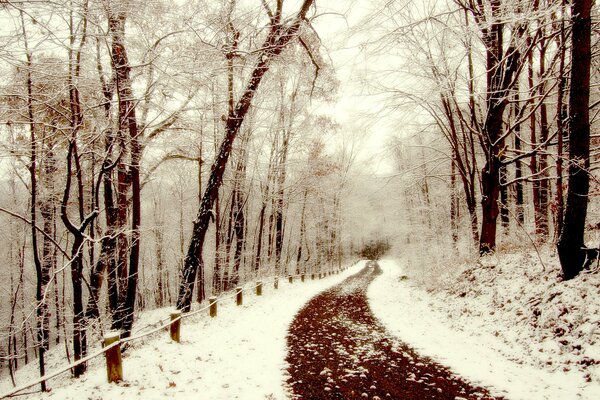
[0,264,351,399]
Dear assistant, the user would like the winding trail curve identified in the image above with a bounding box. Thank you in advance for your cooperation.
[285,262,504,400]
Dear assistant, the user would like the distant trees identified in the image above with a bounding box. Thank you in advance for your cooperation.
[359,240,391,260]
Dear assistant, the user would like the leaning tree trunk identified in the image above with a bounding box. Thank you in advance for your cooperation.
[557,0,591,279]
[176,0,315,311]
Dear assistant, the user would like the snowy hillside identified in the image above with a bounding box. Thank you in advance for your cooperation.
[369,256,600,400]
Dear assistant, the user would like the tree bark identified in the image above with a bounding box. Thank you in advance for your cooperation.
[108,9,141,338]
[20,11,47,388]
[176,0,315,311]
[477,0,520,255]
[512,93,525,224]
[537,37,550,240]
[557,0,591,279]
[554,4,567,241]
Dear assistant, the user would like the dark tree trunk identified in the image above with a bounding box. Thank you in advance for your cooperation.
[537,38,550,240]
[85,75,117,321]
[450,151,459,244]
[557,0,591,279]
[480,154,502,254]
[254,202,267,274]
[176,0,314,311]
[554,7,567,241]
[296,188,309,274]
[477,0,519,255]
[108,10,141,338]
[499,165,509,229]
[527,50,543,239]
[512,94,525,224]
[213,192,222,294]
[21,13,48,387]
[230,137,249,287]
[274,131,290,276]
[61,139,96,378]
[196,139,205,303]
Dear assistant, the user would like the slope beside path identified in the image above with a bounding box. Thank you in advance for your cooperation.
[369,259,600,400]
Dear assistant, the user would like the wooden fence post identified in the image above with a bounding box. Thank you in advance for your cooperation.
[236,287,243,305]
[256,281,263,296]
[209,296,218,317]
[103,331,123,383]
[170,310,181,343]
[301,274,305,282]
[288,275,293,284]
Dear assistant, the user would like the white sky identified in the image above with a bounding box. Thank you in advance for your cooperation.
[312,0,399,175]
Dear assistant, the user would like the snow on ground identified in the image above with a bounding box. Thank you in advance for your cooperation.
[369,258,600,400]
[0,262,364,400]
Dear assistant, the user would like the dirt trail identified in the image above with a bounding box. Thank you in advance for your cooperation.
[285,262,504,400]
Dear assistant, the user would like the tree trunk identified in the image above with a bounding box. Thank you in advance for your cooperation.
[196,136,205,303]
[20,10,48,388]
[554,6,567,241]
[528,50,543,238]
[230,133,249,287]
[254,200,267,275]
[499,164,509,229]
[296,188,309,273]
[537,38,550,240]
[176,0,314,311]
[108,9,141,338]
[557,0,591,279]
[512,95,525,224]
[450,150,459,244]
[61,140,93,378]
[477,0,519,255]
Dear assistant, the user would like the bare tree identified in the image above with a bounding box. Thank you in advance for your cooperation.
[177,0,316,311]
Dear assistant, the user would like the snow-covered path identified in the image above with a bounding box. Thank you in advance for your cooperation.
[287,261,500,399]
[369,259,600,400]
[5,258,597,399]
[5,264,362,400]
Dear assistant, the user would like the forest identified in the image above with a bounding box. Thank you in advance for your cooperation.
[0,0,598,397]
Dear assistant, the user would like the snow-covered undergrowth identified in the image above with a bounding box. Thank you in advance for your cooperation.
[0,262,364,400]
[369,257,600,400]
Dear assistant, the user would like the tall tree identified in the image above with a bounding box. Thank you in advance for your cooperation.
[557,0,592,279]
[19,9,47,390]
[471,0,522,254]
[106,1,141,337]
[177,0,316,311]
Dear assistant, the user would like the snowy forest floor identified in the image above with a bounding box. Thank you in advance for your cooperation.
[1,254,599,400]
[372,253,600,400]
[0,264,363,400]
